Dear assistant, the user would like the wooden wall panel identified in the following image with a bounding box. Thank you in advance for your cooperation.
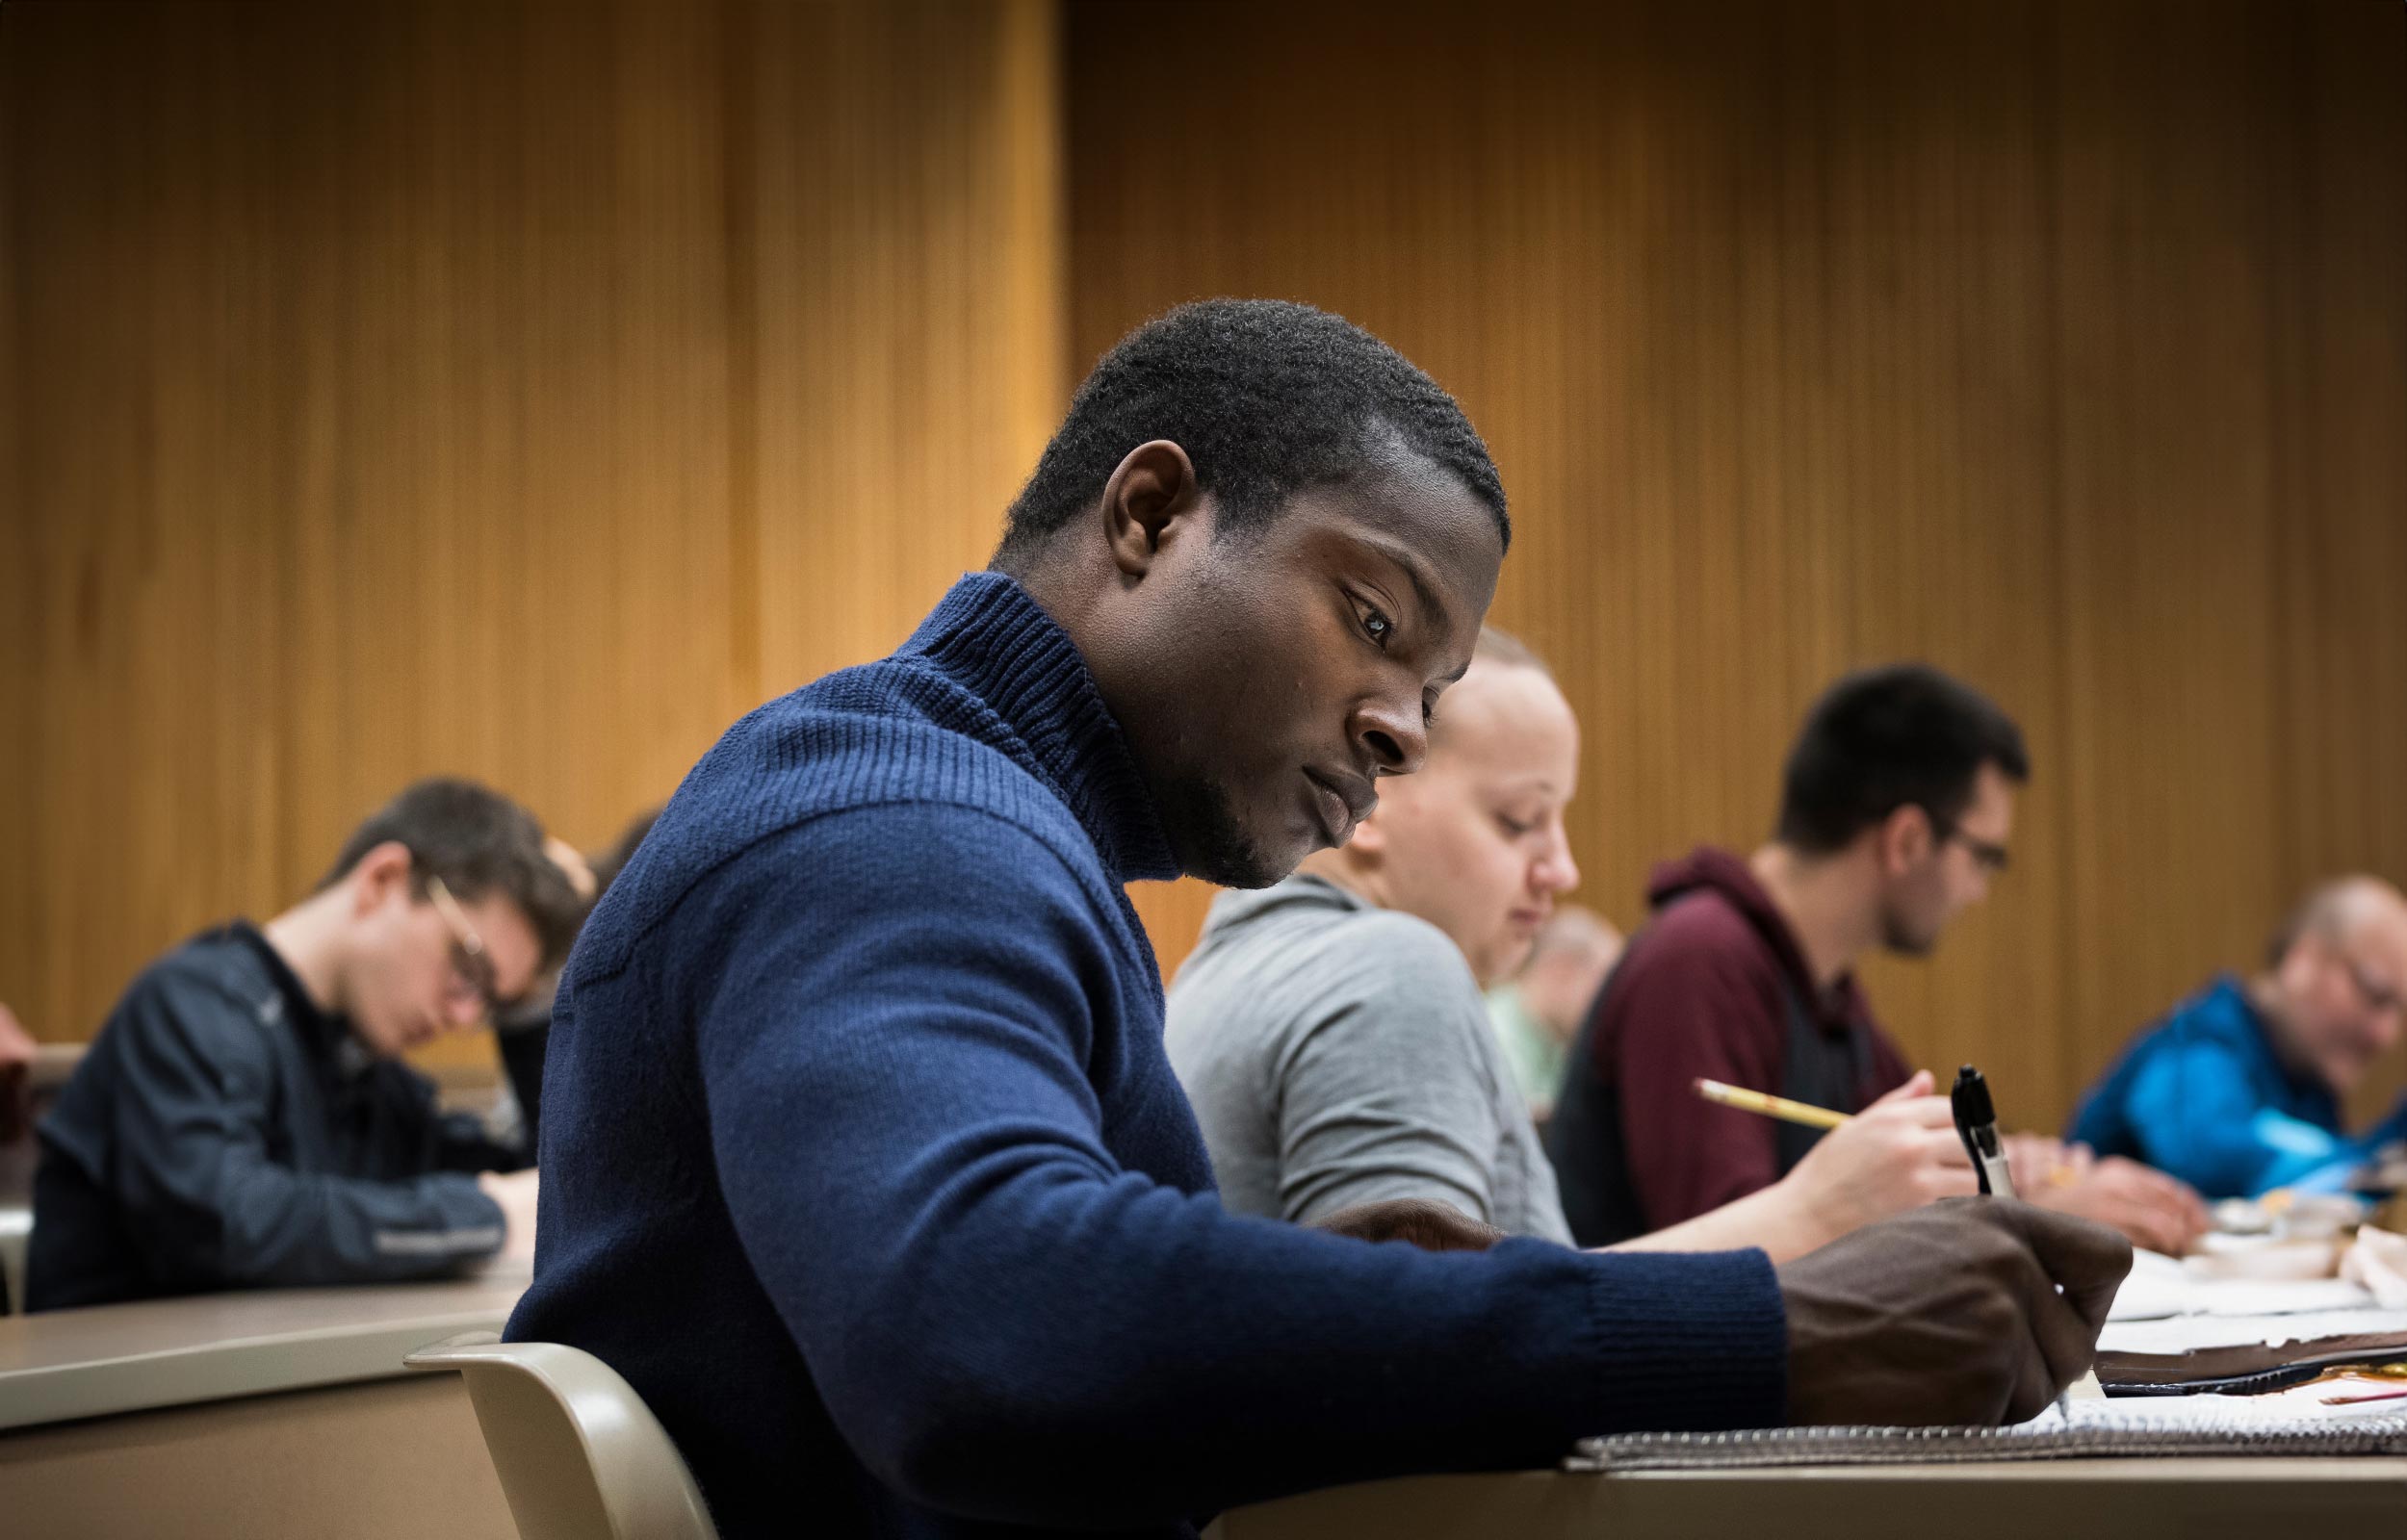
[2049,0,2291,1106]
[0,0,1066,1059]
[4,0,2401,1143]
[1076,0,2407,1132]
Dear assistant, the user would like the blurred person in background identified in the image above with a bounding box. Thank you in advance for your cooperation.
[1488,906,1622,1125]
[1547,663,2209,1256]
[25,778,586,1311]
[2070,877,2407,1199]
[0,1003,35,1148]
[1170,629,2008,1264]
[1,1002,37,1314]
[489,808,659,1153]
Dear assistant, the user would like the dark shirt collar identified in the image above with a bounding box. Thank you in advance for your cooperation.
[222,919,375,1081]
[898,572,1178,885]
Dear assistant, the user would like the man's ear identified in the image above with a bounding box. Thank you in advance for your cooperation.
[1097,440,1207,579]
[348,840,415,916]
[1876,804,1933,878]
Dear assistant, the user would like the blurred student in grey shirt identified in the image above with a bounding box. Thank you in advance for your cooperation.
[1168,629,1988,1261]
[1169,629,1575,1239]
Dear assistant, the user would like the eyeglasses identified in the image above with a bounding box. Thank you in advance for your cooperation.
[424,874,502,1016]
[2335,952,2404,1017]
[1928,815,2011,876]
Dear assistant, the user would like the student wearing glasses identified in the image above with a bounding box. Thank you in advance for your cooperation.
[2069,877,2407,1199]
[23,778,587,1311]
[1546,664,2209,1255]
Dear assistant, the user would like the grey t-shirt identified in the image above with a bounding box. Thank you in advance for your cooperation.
[1165,874,1573,1245]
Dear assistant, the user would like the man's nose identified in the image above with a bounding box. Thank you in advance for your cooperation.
[1354,694,1429,777]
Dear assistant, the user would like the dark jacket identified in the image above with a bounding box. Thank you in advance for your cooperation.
[27,922,517,1311]
[1548,847,1912,1245]
[508,575,1786,1540]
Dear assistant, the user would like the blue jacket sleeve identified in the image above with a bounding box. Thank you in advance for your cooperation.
[692,806,1786,1528]
[107,969,507,1287]
[2123,1035,2348,1196]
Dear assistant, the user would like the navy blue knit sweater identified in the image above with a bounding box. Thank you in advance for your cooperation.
[508,574,1786,1538]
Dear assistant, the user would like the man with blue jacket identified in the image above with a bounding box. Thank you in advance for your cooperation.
[2071,877,2407,1197]
[511,299,2130,1539]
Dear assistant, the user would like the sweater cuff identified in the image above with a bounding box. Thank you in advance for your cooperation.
[1575,1245,1788,1432]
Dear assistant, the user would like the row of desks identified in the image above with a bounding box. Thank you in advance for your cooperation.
[0,1270,525,1539]
[4,1263,2403,1539]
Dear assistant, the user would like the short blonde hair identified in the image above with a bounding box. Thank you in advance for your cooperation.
[1474,624,1551,676]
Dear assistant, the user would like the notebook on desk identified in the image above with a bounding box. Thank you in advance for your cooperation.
[1567,1400,2407,1473]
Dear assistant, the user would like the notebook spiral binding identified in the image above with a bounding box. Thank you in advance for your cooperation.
[1566,1414,2407,1473]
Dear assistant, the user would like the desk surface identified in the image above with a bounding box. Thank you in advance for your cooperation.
[1209,1457,2407,1539]
[0,1266,528,1430]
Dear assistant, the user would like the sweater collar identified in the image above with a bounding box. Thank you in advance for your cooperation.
[898,573,1179,885]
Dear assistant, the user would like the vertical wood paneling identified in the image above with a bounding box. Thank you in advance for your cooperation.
[0,1,1066,1065]
[2049,0,2291,1109]
[1076,0,2407,1132]
[4,0,2401,1140]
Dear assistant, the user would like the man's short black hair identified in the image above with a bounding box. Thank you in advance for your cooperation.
[992,298,1507,571]
[1775,664,2030,855]
[321,778,589,972]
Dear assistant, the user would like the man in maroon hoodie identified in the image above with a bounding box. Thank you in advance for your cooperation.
[1546,664,2207,1254]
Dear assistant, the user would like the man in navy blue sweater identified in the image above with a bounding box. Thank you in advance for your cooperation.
[510,299,2130,1538]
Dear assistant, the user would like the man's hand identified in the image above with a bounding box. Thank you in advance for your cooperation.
[1779,1070,1979,1240]
[1778,1198,2132,1425]
[477,1168,542,1262]
[1308,1198,1505,1253]
[2032,1155,2210,1257]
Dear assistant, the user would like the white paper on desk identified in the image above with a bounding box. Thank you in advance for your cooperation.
[2098,1304,2407,1357]
[2105,1248,2376,1322]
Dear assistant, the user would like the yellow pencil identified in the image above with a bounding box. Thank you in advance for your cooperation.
[1692,1078,1849,1131]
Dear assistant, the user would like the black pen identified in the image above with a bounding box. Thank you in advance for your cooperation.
[1951,1065,2018,1199]
[1954,1064,2080,1421]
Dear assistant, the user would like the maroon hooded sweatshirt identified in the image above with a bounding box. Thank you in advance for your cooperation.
[1544,847,1913,1246]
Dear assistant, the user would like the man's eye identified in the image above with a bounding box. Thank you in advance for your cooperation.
[1498,814,1533,835]
[1359,604,1393,648]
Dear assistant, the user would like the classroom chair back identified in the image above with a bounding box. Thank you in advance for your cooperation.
[406,1331,718,1540]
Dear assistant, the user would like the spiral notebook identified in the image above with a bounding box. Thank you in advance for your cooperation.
[1566,1399,2407,1473]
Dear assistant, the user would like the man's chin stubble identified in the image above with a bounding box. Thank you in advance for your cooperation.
[1161,777,1289,890]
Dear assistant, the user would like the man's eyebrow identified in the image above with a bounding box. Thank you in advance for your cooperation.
[1359,534,1459,649]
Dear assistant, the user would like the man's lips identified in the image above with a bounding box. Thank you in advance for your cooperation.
[1304,768,1376,845]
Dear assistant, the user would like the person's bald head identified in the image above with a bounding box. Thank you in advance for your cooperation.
[1317,627,1581,987]
[2263,876,2407,1093]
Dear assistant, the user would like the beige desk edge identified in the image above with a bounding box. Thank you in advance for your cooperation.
[0,1287,520,1431]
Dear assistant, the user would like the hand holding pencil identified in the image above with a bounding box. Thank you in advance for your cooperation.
[1695,1070,2206,1255]
[1700,1070,1981,1241]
